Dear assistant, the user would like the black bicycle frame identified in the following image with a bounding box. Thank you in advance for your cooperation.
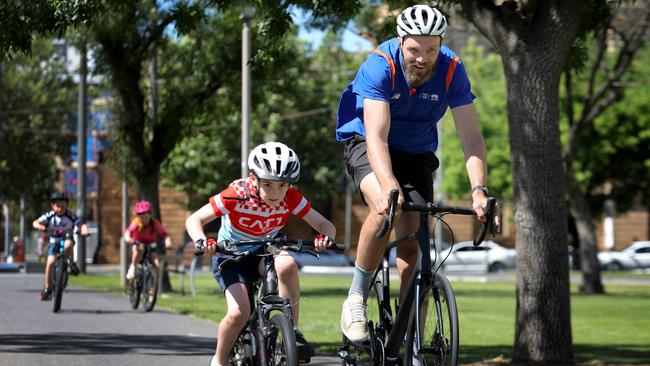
[381,213,432,358]
[247,252,294,366]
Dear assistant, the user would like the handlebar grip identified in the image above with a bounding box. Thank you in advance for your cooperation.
[193,242,205,256]
[473,197,497,247]
[327,243,346,253]
[376,189,399,238]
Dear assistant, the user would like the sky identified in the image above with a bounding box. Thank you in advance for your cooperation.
[292,9,373,53]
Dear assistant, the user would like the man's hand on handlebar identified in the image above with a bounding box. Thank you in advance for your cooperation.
[471,191,500,233]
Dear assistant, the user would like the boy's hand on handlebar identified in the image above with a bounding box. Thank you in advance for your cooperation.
[194,238,217,256]
[313,234,334,252]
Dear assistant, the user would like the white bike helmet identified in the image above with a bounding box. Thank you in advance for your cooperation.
[397,5,447,38]
[248,142,300,183]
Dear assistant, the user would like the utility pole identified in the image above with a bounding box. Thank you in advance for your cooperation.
[241,1,252,179]
[77,41,88,273]
[120,177,128,287]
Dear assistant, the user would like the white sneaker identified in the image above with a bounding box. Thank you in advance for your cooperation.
[341,293,368,342]
[126,265,135,280]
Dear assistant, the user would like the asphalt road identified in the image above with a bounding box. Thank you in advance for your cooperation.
[0,273,341,366]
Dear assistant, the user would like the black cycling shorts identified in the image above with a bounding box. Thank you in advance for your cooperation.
[343,137,439,205]
[212,254,263,293]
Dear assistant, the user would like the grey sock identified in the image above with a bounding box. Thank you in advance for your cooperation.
[348,264,374,301]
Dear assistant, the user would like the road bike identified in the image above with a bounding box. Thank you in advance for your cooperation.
[127,242,159,312]
[339,189,496,366]
[195,235,344,366]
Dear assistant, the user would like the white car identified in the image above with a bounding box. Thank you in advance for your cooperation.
[431,240,516,273]
[598,241,650,271]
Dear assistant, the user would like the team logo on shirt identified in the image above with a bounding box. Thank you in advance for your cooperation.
[420,93,439,101]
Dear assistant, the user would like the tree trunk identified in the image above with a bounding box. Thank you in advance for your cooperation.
[566,169,604,294]
[504,57,573,363]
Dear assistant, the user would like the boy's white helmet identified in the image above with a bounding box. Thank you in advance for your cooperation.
[248,142,300,183]
[397,5,447,38]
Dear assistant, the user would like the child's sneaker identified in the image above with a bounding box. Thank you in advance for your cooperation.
[69,261,80,276]
[295,329,315,361]
[39,287,51,301]
[126,265,136,280]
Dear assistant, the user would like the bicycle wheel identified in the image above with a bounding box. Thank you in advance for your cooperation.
[267,313,298,366]
[142,265,158,312]
[127,273,141,310]
[52,256,66,313]
[404,273,458,366]
[231,330,255,366]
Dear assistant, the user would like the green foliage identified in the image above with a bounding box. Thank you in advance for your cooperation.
[440,38,511,201]
[561,31,650,214]
[161,24,361,209]
[0,38,77,212]
[0,0,98,58]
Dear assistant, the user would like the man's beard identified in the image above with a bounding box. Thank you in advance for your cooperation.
[405,61,433,88]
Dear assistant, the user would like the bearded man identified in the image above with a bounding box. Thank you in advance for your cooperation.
[335,4,494,342]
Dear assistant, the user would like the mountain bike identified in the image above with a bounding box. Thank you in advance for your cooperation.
[339,189,497,366]
[195,235,344,366]
[127,242,159,312]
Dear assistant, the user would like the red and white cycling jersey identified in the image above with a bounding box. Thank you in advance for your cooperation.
[209,176,311,245]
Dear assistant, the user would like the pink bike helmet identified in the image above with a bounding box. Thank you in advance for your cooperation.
[134,200,152,214]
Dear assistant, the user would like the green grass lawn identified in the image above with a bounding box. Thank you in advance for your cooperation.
[70,272,650,364]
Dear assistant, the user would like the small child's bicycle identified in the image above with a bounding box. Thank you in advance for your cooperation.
[50,234,70,313]
[195,235,344,366]
[127,242,159,312]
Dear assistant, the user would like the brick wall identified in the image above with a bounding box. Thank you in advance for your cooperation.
[96,164,190,264]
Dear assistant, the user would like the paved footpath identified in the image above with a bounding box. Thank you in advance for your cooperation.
[0,273,340,366]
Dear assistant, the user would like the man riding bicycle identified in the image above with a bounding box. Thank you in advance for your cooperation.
[125,200,173,280]
[335,4,499,342]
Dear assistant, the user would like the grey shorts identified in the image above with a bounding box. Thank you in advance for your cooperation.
[343,137,439,205]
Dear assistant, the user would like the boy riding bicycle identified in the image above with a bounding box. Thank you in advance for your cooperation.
[33,192,89,301]
[186,141,336,366]
[125,200,173,280]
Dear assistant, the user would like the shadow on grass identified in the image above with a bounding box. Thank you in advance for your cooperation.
[0,332,214,356]
[312,342,650,365]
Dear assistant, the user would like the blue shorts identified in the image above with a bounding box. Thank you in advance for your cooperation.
[46,236,75,256]
[212,254,263,293]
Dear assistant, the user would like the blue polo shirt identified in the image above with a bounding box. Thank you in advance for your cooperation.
[336,38,475,154]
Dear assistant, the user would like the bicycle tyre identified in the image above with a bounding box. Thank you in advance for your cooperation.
[267,313,298,366]
[142,265,158,312]
[404,273,458,366]
[52,256,66,313]
[128,274,141,310]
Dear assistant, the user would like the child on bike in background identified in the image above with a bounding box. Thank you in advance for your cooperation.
[33,192,89,301]
[186,141,336,366]
[125,200,173,280]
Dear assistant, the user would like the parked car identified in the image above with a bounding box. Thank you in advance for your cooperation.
[291,250,354,269]
[598,241,650,271]
[431,240,516,273]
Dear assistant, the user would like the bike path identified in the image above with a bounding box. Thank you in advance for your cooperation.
[0,273,341,366]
